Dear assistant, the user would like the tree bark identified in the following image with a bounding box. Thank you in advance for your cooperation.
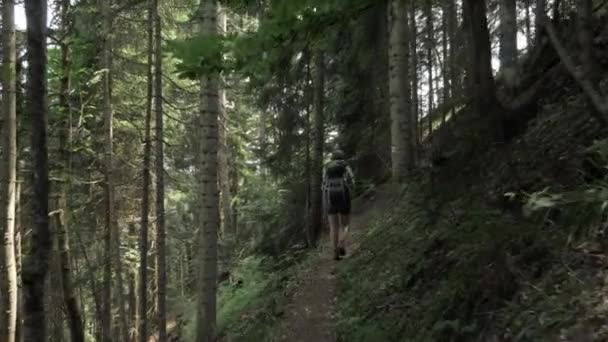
[14,176,22,342]
[195,1,220,341]
[441,1,450,108]
[524,0,533,48]
[425,0,434,137]
[154,0,167,339]
[23,0,51,340]
[53,199,85,342]
[98,0,114,339]
[463,0,498,116]
[57,0,85,339]
[139,0,155,339]
[310,49,325,245]
[447,0,460,102]
[535,0,546,42]
[304,49,313,247]
[499,0,518,91]
[0,0,18,339]
[409,0,420,150]
[127,223,138,342]
[218,10,233,242]
[388,0,414,181]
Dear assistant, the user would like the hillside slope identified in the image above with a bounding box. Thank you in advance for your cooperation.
[335,28,608,342]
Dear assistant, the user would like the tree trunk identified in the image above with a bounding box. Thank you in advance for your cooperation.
[127,223,138,342]
[310,49,325,245]
[48,250,65,342]
[578,0,597,87]
[577,0,602,120]
[388,0,414,181]
[304,49,313,247]
[499,0,518,92]
[114,216,128,342]
[217,10,233,243]
[154,0,167,338]
[426,0,434,137]
[463,0,498,116]
[53,198,85,342]
[14,176,22,342]
[23,0,51,340]
[535,0,546,42]
[524,0,533,48]
[139,0,155,339]
[447,0,460,102]
[98,0,113,339]
[195,1,220,341]
[409,0,420,151]
[57,0,85,338]
[441,1,450,108]
[0,0,18,339]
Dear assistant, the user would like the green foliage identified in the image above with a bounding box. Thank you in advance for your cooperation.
[180,254,302,341]
[336,180,558,341]
[169,34,227,79]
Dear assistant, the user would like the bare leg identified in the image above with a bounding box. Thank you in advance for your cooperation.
[339,214,350,248]
[328,214,340,258]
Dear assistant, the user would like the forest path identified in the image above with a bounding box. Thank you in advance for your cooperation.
[276,185,393,342]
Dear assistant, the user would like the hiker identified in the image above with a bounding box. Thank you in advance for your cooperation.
[322,150,355,260]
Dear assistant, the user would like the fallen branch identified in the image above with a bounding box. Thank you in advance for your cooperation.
[543,19,608,125]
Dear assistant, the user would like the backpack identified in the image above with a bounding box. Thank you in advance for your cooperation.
[324,160,351,199]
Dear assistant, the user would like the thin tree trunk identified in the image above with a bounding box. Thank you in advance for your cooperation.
[578,0,597,89]
[441,1,450,109]
[53,198,85,342]
[14,177,22,342]
[139,0,155,338]
[127,223,137,342]
[535,0,546,42]
[409,0,420,151]
[195,1,220,340]
[462,0,475,97]
[388,0,414,181]
[426,0,434,137]
[499,0,518,92]
[310,49,325,245]
[304,49,313,247]
[217,9,233,242]
[23,0,51,340]
[0,0,18,339]
[447,0,460,102]
[98,0,113,339]
[57,0,85,338]
[114,216,128,341]
[48,250,64,342]
[154,0,167,338]
[524,0,533,48]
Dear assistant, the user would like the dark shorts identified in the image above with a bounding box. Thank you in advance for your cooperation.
[327,188,351,215]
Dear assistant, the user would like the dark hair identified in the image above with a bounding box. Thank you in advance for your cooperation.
[331,150,344,160]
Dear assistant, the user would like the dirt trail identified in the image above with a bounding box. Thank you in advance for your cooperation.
[277,186,394,342]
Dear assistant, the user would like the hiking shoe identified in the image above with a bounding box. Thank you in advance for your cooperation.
[339,247,346,256]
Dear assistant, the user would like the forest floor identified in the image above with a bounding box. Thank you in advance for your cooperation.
[276,185,395,342]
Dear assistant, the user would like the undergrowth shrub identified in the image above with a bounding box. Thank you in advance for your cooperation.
[337,179,556,342]
[180,254,302,341]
